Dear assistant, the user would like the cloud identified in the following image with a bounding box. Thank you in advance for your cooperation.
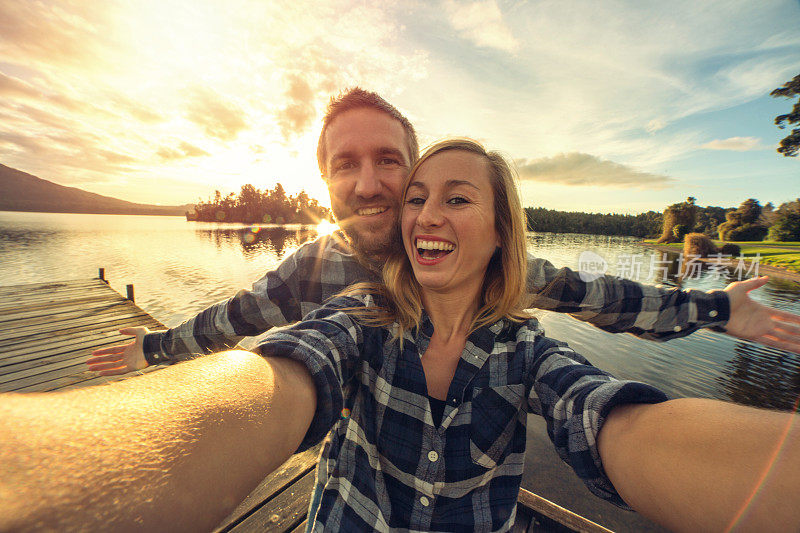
[0,1,117,70]
[700,136,763,151]
[442,0,519,52]
[277,74,317,140]
[0,71,86,111]
[646,119,667,133]
[515,152,677,189]
[184,88,247,141]
[157,141,210,161]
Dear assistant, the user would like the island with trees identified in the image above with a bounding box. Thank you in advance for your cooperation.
[187,183,332,224]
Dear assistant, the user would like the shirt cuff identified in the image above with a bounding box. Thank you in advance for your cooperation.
[258,332,344,453]
[143,332,167,366]
[696,289,730,330]
[585,382,669,509]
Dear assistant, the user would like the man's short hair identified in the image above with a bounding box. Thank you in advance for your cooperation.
[316,87,419,176]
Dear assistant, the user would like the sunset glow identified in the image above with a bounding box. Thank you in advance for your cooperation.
[0,1,798,213]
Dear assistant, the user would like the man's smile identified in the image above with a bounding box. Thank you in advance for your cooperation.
[355,206,389,216]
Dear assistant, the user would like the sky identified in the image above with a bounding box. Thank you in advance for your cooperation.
[0,0,798,214]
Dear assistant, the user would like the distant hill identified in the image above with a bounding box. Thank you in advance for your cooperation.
[0,164,194,216]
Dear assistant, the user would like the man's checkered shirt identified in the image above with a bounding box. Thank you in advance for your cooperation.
[258,295,668,532]
[143,232,730,365]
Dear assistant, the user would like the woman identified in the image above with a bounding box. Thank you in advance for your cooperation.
[254,138,800,532]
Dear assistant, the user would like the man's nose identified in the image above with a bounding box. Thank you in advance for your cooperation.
[353,164,382,198]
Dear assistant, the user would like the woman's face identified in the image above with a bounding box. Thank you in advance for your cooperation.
[401,150,500,296]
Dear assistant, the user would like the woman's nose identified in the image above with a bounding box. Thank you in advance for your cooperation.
[417,201,444,227]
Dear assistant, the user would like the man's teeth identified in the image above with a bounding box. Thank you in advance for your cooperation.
[357,207,387,216]
[416,239,455,251]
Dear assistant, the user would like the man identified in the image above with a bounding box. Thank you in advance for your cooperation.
[88,88,800,376]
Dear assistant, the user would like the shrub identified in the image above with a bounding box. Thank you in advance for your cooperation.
[719,243,741,257]
[684,233,718,258]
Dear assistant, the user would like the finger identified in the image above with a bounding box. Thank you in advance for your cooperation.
[96,367,129,376]
[119,327,146,337]
[91,345,127,356]
[756,334,800,355]
[770,308,800,326]
[86,354,123,364]
[87,361,127,372]
[742,275,769,293]
[774,321,800,337]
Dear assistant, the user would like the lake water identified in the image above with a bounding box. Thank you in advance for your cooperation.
[2,210,799,531]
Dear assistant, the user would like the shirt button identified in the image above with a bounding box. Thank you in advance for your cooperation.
[428,450,439,462]
[673,325,681,332]
[420,496,430,507]
[709,310,718,318]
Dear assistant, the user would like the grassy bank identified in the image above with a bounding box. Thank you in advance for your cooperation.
[642,240,800,275]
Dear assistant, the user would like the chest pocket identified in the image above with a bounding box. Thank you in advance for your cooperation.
[469,384,525,469]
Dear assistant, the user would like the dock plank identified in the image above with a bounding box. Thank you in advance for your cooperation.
[229,470,316,533]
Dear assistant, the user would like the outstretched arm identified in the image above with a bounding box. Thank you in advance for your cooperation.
[0,351,316,531]
[528,256,800,354]
[87,234,370,374]
[598,398,800,532]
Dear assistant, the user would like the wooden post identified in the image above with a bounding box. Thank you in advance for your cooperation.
[126,284,134,303]
[99,268,108,283]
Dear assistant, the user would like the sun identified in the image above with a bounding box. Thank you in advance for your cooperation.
[315,220,339,236]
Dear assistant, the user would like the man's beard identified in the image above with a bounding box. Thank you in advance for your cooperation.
[340,218,396,262]
[332,199,400,263]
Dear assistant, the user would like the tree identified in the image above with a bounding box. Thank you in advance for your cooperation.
[770,74,800,157]
[718,199,769,242]
[768,199,800,242]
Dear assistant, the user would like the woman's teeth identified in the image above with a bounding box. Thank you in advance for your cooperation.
[416,239,455,259]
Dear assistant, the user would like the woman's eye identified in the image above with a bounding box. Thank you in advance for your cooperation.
[406,197,425,205]
[447,196,469,205]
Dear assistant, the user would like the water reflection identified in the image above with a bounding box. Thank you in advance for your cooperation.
[194,225,318,257]
[717,341,800,412]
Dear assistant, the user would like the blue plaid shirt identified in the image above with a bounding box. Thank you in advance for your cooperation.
[144,232,730,365]
[259,294,668,532]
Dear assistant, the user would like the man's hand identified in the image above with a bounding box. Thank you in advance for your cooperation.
[723,276,800,354]
[87,327,150,375]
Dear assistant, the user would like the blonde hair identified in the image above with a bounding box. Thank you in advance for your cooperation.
[341,138,530,342]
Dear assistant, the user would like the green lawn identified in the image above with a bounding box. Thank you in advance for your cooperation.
[641,239,800,274]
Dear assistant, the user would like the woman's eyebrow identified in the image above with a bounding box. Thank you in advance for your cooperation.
[445,179,480,190]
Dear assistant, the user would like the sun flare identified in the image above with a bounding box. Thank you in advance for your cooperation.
[315,220,339,236]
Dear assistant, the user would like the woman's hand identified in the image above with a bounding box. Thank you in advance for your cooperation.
[722,276,800,354]
[87,327,150,375]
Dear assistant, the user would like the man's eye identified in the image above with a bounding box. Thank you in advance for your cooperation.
[334,162,355,173]
[447,196,469,205]
[378,157,399,165]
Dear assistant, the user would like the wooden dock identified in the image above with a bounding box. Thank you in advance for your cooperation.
[0,275,612,533]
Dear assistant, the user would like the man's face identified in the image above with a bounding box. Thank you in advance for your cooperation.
[323,108,411,260]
